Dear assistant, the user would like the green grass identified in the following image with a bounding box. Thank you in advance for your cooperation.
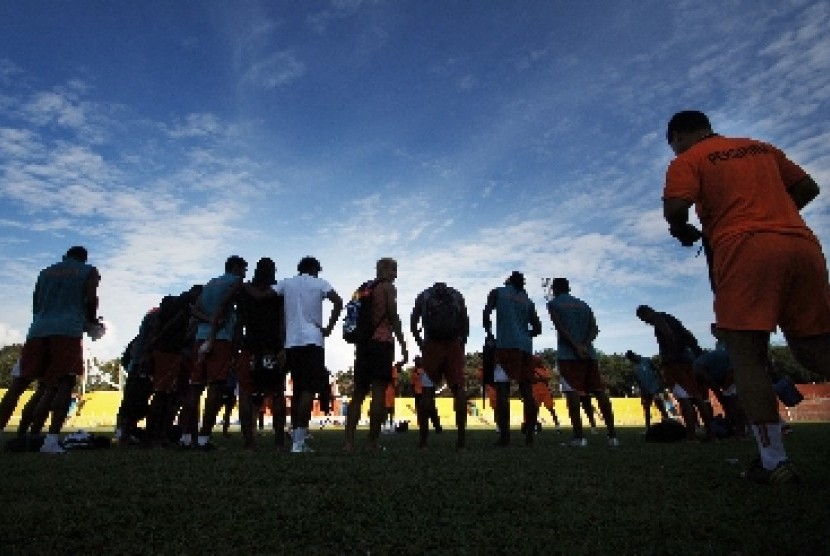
[1,424,829,555]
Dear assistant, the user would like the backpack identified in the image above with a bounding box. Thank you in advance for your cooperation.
[422,284,461,340]
[343,280,380,344]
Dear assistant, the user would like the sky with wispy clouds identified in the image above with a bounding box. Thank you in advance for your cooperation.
[1,1,828,374]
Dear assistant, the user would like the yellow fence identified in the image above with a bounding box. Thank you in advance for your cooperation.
[1,389,661,430]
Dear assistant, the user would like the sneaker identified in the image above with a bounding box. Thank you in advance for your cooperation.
[742,459,799,484]
[563,438,588,447]
[291,443,314,453]
[607,437,620,448]
[196,441,217,452]
[40,440,66,454]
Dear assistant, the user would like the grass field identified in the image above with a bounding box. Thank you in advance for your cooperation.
[1,424,829,555]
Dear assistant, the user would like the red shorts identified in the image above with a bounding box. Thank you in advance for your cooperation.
[714,232,830,335]
[494,348,534,382]
[21,336,83,385]
[532,383,554,406]
[152,351,182,393]
[422,339,465,387]
[558,359,604,393]
[662,362,701,399]
[191,340,236,384]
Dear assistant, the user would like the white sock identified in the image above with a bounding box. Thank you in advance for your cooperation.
[294,427,307,445]
[180,433,191,445]
[751,423,787,470]
[197,435,209,446]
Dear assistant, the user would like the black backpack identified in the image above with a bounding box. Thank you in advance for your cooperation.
[343,280,380,344]
[422,284,461,340]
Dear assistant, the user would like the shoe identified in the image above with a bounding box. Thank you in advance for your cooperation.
[434,425,443,434]
[554,424,561,433]
[742,459,799,484]
[196,441,217,452]
[563,438,588,447]
[291,443,314,453]
[40,440,66,454]
[607,437,620,448]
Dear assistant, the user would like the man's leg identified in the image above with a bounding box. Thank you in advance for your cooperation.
[367,379,387,449]
[417,387,434,448]
[722,330,793,474]
[519,381,537,446]
[0,377,33,432]
[291,390,314,452]
[238,392,255,448]
[452,385,466,449]
[594,391,617,442]
[580,396,597,429]
[641,395,652,428]
[17,381,47,436]
[38,375,75,453]
[272,389,287,450]
[145,391,171,445]
[494,382,510,446]
[196,382,225,448]
[564,390,583,441]
[344,385,368,450]
[787,334,830,380]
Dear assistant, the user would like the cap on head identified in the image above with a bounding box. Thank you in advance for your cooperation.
[297,256,322,274]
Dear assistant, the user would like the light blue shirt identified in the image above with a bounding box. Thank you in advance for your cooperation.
[196,272,239,341]
[494,285,536,354]
[546,293,597,361]
[27,258,94,339]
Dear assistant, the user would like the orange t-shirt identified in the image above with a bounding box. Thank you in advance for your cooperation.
[663,135,812,251]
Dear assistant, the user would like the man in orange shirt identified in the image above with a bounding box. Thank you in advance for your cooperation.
[663,110,830,484]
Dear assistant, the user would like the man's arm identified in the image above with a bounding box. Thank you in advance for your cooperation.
[547,304,587,359]
[84,268,101,322]
[410,293,424,351]
[788,175,820,210]
[663,197,701,246]
[382,282,408,364]
[482,289,498,341]
[321,289,343,338]
[528,304,542,338]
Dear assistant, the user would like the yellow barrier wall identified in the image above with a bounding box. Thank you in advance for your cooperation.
[0,389,661,430]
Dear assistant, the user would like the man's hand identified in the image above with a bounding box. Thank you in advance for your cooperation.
[669,223,702,247]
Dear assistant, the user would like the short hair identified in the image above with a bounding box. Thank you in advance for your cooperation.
[297,256,322,274]
[504,271,525,290]
[666,110,712,143]
[635,305,652,317]
[225,255,247,272]
[253,257,277,285]
[64,246,88,263]
[376,257,397,272]
[551,277,570,294]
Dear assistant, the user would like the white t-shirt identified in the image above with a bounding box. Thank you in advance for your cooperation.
[272,274,333,348]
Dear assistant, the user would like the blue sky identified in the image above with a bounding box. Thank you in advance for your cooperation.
[1,1,828,374]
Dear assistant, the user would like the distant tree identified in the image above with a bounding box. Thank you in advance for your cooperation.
[597,352,634,397]
[769,344,825,384]
[0,344,24,390]
[335,367,355,397]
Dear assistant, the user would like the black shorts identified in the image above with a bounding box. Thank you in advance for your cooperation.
[251,354,287,393]
[286,345,328,395]
[120,372,153,421]
[354,340,394,391]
